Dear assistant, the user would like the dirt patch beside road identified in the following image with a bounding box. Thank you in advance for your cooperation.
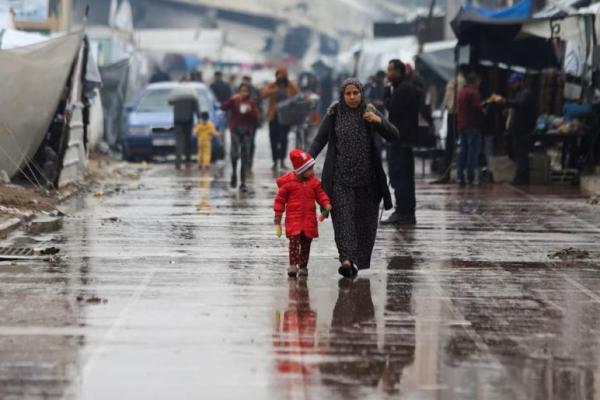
[0,153,141,233]
[0,185,57,213]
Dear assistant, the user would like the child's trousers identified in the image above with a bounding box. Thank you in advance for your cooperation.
[198,143,212,167]
[289,233,312,266]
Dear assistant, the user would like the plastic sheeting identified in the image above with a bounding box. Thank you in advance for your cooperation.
[0,28,47,49]
[451,8,523,44]
[98,53,151,148]
[415,41,456,82]
[355,36,419,82]
[464,0,532,20]
[99,59,129,148]
[521,14,591,42]
[0,32,83,178]
[88,89,104,150]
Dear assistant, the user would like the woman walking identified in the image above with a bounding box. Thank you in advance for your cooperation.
[221,83,259,192]
[309,78,399,277]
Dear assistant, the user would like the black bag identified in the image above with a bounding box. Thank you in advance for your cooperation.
[277,94,311,126]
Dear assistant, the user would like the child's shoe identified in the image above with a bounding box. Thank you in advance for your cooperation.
[298,265,308,277]
[287,264,299,277]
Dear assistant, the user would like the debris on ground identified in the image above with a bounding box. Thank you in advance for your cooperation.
[47,208,67,217]
[76,295,108,304]
[25,216,62,234]
[37,247,60,256]
[102,217,121,224]
[184,184,193,191]
[589,197,599,206]
[548,247,590,260]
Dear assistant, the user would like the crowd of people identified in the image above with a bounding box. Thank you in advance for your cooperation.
[441,66,538,186]
[167,60,436,277]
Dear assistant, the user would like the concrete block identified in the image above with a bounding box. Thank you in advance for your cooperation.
[0,217,22,239]
[25,216,62,235]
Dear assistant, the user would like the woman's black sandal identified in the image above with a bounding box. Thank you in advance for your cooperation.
[338,261,358,278]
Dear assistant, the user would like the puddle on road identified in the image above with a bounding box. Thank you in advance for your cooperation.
[1,161,600,399]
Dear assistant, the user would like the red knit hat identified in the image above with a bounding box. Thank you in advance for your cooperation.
[289,149,315,175]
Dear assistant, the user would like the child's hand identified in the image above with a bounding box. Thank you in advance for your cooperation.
[319,205,331,222]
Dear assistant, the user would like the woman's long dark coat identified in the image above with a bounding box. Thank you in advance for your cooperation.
[309,103,400,210]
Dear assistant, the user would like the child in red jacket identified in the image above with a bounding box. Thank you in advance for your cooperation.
[274,149,332,277]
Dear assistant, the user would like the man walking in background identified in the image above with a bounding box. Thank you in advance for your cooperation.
[210,71,232,104]
[456,72,483,186]
[502,72,535,185]
[168,79,201,170]
[383,59,419,226]
[261,67,299,171]
[242,75,262,172]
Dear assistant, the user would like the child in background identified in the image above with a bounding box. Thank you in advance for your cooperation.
[274,149,332,278]
[194,112,220,170]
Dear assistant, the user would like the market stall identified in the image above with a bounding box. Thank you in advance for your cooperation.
[450,4,599,183]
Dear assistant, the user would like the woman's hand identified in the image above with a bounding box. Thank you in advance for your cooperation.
[363,111,382,124]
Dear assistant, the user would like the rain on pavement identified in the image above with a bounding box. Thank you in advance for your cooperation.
[1,130,600,400]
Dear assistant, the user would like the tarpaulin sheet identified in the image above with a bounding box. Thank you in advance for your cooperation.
[99,59,129,147]
[0,28,47,49]
[450,8,561,69]
[355,36,419,82]
[464,0,532,20]
[415,46,455,82]
[451,8,524,44]
[0,32,82,178]
[476,35,560,69]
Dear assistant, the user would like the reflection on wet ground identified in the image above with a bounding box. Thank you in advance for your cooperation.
[1,131,600,399]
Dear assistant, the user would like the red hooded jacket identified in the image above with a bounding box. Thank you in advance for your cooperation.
[274,172,331,239]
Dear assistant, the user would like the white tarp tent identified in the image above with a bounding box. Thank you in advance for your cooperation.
[0,28,47,49]
[0,32,82,178]
[355,36,419,82]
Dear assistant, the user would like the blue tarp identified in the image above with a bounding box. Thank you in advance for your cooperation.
[464,0,532,19]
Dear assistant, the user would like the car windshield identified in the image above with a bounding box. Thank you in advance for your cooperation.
[136,87,212,113]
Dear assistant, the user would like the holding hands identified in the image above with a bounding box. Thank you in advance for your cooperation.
[319,204,333,222]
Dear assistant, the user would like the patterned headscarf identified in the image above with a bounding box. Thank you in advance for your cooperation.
[338,78,366,113]
[335,78,368,153]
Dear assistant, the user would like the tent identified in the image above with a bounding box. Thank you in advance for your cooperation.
[0,32,96,184]
[415,41,457,82]
[450,8,565,70]
[355,36,419,82]
[100,59,129,148]
[0,28,48,49]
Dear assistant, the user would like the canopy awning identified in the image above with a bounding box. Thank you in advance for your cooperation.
[415,46,455,82]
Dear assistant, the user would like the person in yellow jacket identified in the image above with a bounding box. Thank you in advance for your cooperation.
[194,112,220,170]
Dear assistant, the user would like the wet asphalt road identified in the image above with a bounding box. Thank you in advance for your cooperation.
[1,131,600,399]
